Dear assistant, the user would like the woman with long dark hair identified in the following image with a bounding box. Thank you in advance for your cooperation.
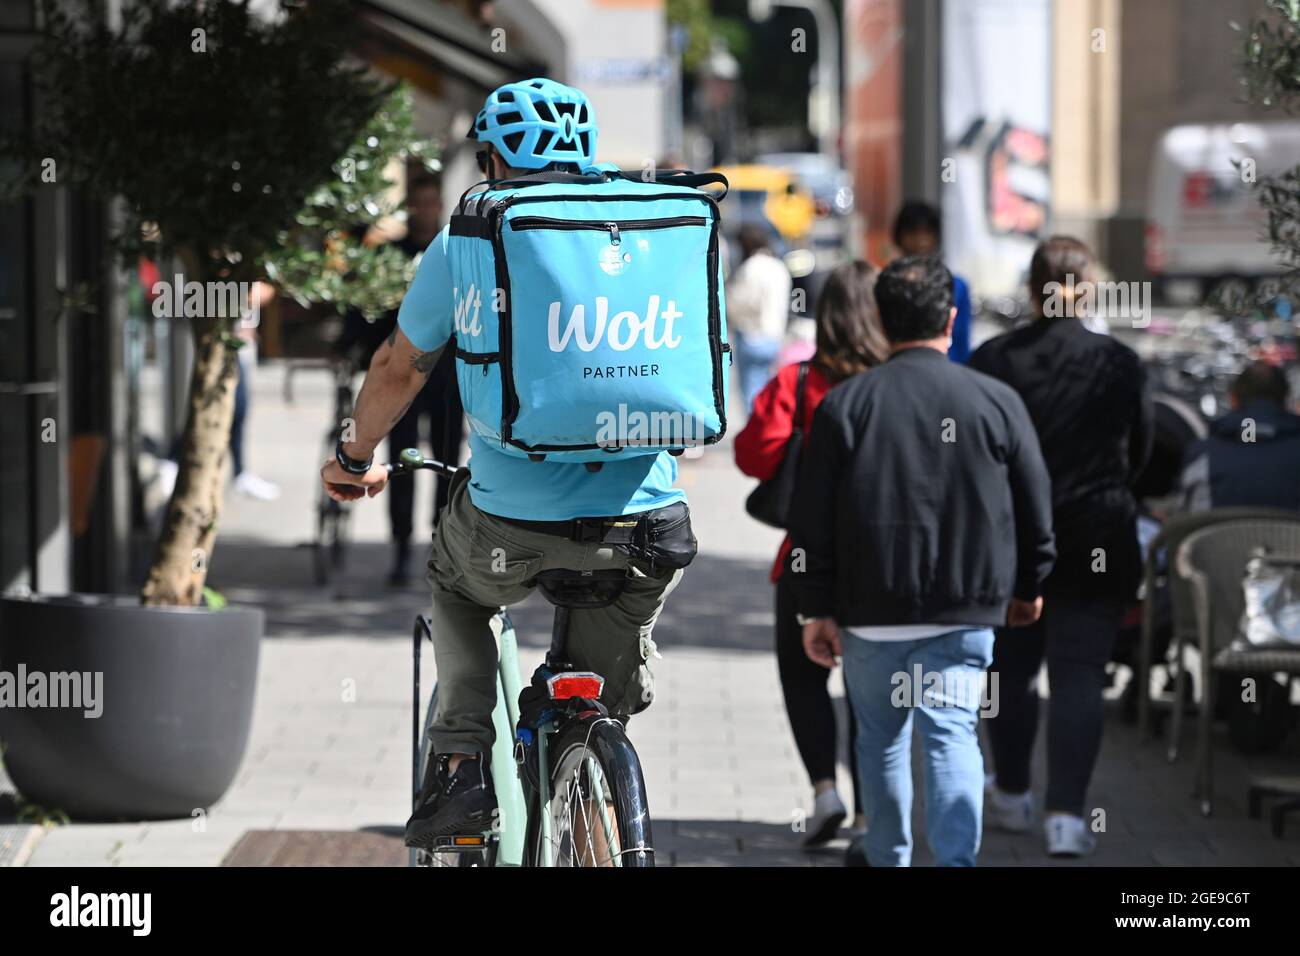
[734,260,890,847]
[970,237,1154,857]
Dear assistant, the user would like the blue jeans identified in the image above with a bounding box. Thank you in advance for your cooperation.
[841,628,995,866]
[230,351,249,476]
[732,332,782,409]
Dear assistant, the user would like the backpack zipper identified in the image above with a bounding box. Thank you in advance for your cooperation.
[509,215,708,238]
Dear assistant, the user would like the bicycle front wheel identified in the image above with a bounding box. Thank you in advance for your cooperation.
[529,715,654,867]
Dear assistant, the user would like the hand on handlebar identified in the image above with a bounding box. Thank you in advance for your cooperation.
[320,458,390,502]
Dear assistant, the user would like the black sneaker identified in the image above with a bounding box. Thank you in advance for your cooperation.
[404,755,497,850]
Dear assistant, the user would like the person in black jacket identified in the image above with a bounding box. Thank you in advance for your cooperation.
[969,236,1153,858]
[335,174,465,586]
[790,255,1055,867]
[1179,361,1300,511]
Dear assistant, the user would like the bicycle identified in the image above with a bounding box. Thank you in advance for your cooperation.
[286,358,359,588]
[388,448,655,868]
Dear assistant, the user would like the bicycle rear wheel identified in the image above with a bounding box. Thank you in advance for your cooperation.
[528,715,654,867]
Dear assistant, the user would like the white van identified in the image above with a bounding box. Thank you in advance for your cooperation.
[1146,121,1300,302]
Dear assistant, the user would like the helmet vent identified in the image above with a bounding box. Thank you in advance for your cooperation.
[495,110,523,126]
[502,131,525,153]
[497,90,515,102]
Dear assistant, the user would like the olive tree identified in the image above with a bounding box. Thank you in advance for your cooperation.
[13,0,430,605]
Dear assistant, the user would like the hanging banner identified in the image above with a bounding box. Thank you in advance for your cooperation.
[941,0,1052,299]
[844,0,904,265]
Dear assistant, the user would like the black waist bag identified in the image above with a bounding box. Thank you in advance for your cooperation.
[745,362,808,530]
[625,502,698,573]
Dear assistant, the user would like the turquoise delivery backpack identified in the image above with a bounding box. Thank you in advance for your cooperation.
[447,168,730,466]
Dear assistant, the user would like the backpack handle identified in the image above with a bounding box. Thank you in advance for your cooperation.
[456,170,606,214]
[610,169,729,200]
[457,168,730,215]
[491,169,608,189]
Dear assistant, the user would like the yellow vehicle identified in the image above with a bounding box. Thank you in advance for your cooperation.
[713,164,817,246]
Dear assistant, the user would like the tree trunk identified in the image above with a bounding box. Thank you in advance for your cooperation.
[140,314,240,607]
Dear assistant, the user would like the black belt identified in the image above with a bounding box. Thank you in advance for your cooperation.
[492,513,643,545]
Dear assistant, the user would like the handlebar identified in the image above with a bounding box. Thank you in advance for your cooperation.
[385,447,460,480]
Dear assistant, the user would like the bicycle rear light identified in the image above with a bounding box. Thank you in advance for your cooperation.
[547,672,605,700]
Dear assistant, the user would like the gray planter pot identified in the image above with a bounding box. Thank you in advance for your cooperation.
[0,594,262,820]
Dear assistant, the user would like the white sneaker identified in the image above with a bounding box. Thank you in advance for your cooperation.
[803,789,847,847]
[984,780,1035,833]
[1044,813,1097,858]
[234,471,281,501]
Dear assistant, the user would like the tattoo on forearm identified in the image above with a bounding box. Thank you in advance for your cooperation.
[411,351,437,374]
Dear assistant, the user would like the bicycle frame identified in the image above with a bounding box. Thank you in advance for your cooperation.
[490,613,528,865]
[399,450,634,867]
[411,612,527,867]
[411,606,635,867]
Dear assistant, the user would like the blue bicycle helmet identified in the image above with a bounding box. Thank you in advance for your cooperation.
[469,78,598,171]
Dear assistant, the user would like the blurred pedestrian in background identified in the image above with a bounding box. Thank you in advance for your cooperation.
[155,279,281,503]
[726,223,793,409]
[1179,360,1300,512]
[792,255,1055,867]
[228,283,282,501]
[336,174,464,586]
[892,201,974,363]
[734,260,889,847]
[969,236,1153,858]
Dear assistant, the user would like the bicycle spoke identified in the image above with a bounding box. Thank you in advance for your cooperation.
[541,719,648,867]
[585,756,622,867]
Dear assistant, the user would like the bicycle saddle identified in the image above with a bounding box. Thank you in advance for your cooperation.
[532,568,628,609]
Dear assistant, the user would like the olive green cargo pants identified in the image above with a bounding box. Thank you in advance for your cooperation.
[425,469,683,756]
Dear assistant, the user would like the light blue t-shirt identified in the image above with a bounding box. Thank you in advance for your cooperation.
[396,226,686,521]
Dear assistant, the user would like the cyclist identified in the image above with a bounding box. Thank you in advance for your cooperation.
[319,78,696,849]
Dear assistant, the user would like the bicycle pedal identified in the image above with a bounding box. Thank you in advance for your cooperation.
[431,833,494,852]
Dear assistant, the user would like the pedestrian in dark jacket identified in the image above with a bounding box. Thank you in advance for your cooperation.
[734,260,890,848]
[790,255,1055,867]
[892,201,974,363]
[1179,361,1300,511]
[969,235,1153,858]
[335,175,465,586]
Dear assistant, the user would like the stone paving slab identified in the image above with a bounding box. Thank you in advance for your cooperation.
[221,830,406,867]
[0,824,43,868]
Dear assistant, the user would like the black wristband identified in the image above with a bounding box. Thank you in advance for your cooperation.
[335,439,374,476]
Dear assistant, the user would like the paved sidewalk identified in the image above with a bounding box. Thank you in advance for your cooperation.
[8,359,1300,866]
